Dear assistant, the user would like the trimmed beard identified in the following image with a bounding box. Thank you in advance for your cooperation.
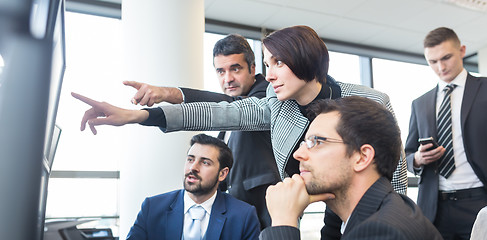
[304,168,352,196]
[184,170,220,196]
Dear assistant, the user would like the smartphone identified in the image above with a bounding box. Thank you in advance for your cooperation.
[418,137,439,151]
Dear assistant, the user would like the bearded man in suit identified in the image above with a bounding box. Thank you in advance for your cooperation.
[127,133,260,240]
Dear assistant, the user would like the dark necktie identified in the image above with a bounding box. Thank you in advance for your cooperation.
[437,84,456,178]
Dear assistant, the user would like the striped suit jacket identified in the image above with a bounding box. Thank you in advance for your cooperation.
[160,79,408,194]
[259,177,442,240]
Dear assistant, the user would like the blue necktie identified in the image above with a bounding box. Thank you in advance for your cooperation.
[437,84,456,178]
[184,205,205,240]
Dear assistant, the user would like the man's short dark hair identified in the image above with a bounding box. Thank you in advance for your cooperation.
[190,133,233,171]
[262,25,329,84]
[307,97,401,180]
[424,27,460,48]
[213,34,255,73]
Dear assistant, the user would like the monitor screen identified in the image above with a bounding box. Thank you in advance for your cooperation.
[36,0,65,239]
[42,0,65,173]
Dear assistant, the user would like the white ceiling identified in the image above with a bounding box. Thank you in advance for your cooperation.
[204,0,487,58]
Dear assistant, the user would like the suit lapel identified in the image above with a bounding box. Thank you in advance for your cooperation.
[344,178,392,235]
[423,86,439,139]
[461,74,480,129]
[267,86,308,179]
[272,100,308,179]
[205,191,226,239]
[166,190,185,239]
[416,88,442,220]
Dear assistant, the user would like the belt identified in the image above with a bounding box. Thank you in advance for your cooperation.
[438,187,487,201]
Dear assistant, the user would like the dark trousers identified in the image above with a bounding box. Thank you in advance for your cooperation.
[434,187,487,240]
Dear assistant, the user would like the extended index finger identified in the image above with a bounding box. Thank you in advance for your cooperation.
[71,92,100,107]
[123,80,142,90]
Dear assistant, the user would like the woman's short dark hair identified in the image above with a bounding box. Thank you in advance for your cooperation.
[190,134,233,171]
[263,25,329,84]
[307,97,401,180]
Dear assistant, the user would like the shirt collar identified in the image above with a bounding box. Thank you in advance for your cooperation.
[438,68,467,91]
[183,190,218,215]
[340,215,351,234]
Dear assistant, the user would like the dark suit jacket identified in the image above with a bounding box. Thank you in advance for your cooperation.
[259,177,442,240]
[405,73,487,221]
[180,74,280,228]
[126,189,260,240]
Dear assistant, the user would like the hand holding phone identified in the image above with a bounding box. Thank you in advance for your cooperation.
[418,137,439,151]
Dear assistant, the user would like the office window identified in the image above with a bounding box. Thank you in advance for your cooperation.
[373,58,438,202]
[328,51,361,85]
[372,58,437,143]
[55,12,123,172]
[47,12,123,219]
[46,178,119,217]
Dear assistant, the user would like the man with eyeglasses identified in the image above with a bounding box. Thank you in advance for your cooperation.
[260,97,442,240]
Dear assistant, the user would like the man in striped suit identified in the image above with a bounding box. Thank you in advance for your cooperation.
[260,97,442,240]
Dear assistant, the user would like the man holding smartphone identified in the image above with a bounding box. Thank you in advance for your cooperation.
[418,137,439,151]
[405,27,487,240]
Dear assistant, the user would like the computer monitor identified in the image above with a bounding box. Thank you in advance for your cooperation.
[37,124,61,239]
[0,0,64,239]
[42,0,65,173]
[37,167,50,240]
[35,0,66,239]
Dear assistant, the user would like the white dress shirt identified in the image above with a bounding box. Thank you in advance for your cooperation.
[183,190,217,239]
[340,215,351,234]
[436,69,483,191]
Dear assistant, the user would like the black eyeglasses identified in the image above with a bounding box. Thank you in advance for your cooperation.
[300,135,344,149]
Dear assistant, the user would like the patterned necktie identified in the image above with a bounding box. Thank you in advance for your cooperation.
[184,205,206,240]
[437,84,456,178]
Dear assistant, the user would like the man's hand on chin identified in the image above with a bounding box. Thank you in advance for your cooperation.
[266,174,335,228]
